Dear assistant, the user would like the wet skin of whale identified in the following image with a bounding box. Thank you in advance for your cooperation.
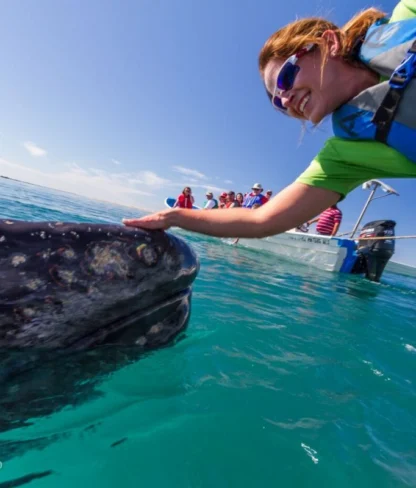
[0,219,199,438]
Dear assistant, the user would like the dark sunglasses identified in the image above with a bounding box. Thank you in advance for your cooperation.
[271,44,315,112]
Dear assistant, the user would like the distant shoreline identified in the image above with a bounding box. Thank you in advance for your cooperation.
[0,175,152,213]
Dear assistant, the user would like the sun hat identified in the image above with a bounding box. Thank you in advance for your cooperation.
[252,183,262,190]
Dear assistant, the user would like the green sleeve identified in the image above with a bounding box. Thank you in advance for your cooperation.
[296,137,416,198]
[295,0,416,197]
[390,0,416,20]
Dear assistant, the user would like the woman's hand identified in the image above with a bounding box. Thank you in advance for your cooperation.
[122,209,176,231]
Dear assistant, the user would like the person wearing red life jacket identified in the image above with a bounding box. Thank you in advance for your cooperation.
[173,187,194,209]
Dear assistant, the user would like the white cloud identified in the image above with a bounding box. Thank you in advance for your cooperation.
[0,157,166,209]
[139,170,170,187]
[224,180,233,184]
[187,183,226,194]
[111,159,121,165]
[65,162,88,175]
[172,165,206,180]
[23,141,47,157]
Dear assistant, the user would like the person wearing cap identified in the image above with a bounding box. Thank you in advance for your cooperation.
[242,183,268,208]
[203,192,218,210]
[218,192,227,209]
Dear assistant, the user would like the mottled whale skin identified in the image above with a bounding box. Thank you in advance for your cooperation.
[0,219,199,350]
[0,219,199,438]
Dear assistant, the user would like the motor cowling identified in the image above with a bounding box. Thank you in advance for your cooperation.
[351,220,396,282]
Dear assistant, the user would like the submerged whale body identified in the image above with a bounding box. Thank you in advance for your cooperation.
[0,219,199,438]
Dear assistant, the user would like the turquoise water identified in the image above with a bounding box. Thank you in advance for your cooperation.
[0,177,415,487]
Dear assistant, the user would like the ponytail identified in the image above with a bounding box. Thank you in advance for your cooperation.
[259,7,387,77]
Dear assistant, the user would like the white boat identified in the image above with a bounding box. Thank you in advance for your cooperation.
[234,180,400,282]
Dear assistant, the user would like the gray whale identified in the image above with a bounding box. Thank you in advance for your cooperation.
[0,219,199,440]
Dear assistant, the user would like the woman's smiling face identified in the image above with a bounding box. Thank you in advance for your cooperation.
[263,37,353,124]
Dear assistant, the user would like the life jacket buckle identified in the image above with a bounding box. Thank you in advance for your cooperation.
[389,42,416,90]
[390,74,407,87]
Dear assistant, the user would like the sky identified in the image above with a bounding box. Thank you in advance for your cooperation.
[0,0,415,265]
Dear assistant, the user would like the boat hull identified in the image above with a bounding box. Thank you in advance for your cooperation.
[235,230,358,274]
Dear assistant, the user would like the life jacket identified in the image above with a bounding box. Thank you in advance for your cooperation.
[177,194,193,209]
[204,199,218,209]
[332,16,416,163]
[242,193,265,208]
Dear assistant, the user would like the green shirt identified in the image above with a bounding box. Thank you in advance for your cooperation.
[295,0,416,198]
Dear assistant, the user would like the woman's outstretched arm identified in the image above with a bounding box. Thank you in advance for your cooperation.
[123,183,341,238]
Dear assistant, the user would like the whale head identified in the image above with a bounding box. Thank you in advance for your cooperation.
[0,219,199,351]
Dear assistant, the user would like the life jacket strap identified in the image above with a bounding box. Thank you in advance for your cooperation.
[372,39,416,143]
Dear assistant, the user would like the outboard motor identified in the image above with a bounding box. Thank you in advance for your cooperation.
[351,220,396,282]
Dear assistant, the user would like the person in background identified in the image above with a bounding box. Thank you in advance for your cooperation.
[218,192,227,208]
[307,204,342,236]
[236,193,244,206]
[242,183,268,208]
[265,190,273,200]
[226,191,240,208]
[173,187,194,209]
[203,191,218,209]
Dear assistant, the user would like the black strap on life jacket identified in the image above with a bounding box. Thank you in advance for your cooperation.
[372,39,416,143]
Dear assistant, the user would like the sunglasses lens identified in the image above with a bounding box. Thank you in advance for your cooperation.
[272,95,286,111]
[277,64,300,91]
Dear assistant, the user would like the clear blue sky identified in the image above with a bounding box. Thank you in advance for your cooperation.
[0,0,414,264]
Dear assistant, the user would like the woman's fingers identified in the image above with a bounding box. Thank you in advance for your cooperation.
[122,211,170,230]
